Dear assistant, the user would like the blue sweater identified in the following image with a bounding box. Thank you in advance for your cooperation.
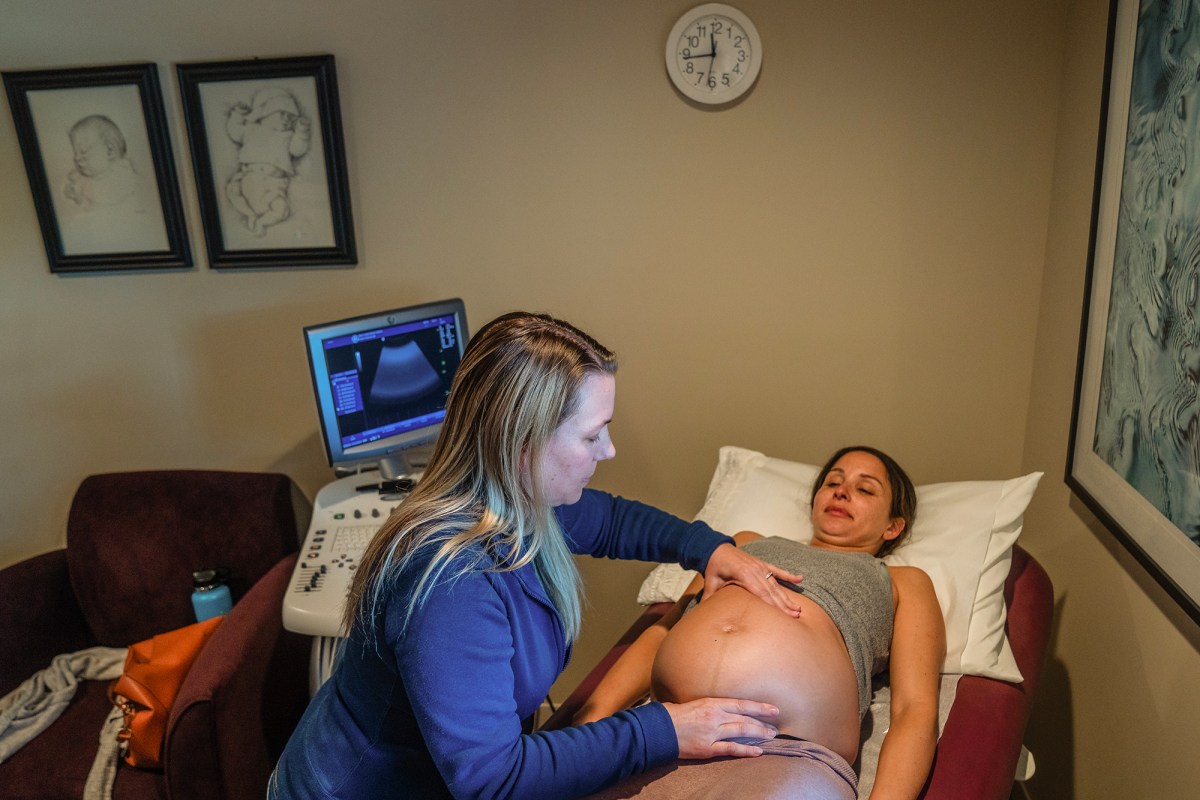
[270,490,732,799]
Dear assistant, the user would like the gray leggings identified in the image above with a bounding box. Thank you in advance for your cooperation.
[584,737,857,800]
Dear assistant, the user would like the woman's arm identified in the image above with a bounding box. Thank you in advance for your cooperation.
[399,561,682,799]
[871,565,945,800]
[558,493,801,615]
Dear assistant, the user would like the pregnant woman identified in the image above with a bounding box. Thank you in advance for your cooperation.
[576,446,946,800]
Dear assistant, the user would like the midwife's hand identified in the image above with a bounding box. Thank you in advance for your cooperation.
[663,698,781,759]
[702,543,803,617]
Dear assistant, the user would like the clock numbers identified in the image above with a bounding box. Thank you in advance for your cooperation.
[666,4,762,105]
[675,14,752,95]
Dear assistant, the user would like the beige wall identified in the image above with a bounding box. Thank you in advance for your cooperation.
[2,1,1196,796]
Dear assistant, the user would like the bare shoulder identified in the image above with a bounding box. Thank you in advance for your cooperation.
[886,564,935,592]
[886,565,941,616]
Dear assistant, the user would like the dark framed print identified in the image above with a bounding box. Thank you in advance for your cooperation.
[176,55,356,269]
[1068,0,1200,624]
[2,63,192,273]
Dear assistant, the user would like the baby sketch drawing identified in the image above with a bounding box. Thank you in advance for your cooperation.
[224,87,311,236]
[64,115,142,211]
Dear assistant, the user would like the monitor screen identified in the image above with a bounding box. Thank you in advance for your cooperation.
[304,298,468,475]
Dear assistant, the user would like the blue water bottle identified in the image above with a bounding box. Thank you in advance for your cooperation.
[192,568,233,621]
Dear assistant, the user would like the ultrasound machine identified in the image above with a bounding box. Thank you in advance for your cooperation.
[282,298,469,690]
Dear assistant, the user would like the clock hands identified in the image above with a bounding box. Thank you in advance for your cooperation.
[682,32,717,60]
[666,8,761,104]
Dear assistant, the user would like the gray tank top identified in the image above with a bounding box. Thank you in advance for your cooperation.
[716,537,894,717]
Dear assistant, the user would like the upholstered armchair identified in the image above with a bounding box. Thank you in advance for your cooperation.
[0,470,311,800]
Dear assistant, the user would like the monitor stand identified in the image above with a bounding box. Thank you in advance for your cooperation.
[378,443,434,480]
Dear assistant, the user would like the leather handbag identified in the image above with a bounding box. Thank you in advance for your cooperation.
[109,615,223,768]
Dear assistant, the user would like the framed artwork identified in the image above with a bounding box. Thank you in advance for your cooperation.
[2,63,192,273]
[176,54,356,269]
[1068,0,1200,624]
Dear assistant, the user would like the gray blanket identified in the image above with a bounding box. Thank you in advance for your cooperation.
[0,646,126,762]
[0,646,127,800]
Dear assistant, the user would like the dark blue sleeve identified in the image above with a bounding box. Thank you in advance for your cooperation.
[555,489,733,572]
[397,564,678,798]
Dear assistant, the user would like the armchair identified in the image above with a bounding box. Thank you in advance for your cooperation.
[0,470,311,800]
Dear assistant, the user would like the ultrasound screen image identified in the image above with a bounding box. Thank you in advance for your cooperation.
[321,316,461,450]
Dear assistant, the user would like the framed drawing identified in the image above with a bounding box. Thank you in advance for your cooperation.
[1068,0,1200,625]
[176,54,356,269]
[2,63,192,273]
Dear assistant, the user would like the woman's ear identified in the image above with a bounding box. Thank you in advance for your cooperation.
[518,434,533,470]
[882,518,905,541]
[518,439,538,494]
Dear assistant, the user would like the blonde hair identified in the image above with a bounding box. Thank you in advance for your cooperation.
[344,311,617,641]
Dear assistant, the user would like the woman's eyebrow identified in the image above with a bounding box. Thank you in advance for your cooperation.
[578,418,610,437]
[832,468,884,487]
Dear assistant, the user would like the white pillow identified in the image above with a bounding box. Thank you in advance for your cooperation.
[637,446,1042,682]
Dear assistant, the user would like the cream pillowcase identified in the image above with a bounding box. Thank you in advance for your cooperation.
[636,446,1041,682]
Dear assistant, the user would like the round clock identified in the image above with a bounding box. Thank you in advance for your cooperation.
[665,4,763,105]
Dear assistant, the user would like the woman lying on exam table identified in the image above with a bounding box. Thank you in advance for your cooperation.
[268,311,807,800]
[577,446,946,800]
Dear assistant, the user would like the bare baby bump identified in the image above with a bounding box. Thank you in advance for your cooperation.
[651,586,862,762]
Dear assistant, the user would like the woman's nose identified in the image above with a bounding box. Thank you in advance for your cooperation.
[599,437,616,461]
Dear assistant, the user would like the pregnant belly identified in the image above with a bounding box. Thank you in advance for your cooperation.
[650,585,862,762]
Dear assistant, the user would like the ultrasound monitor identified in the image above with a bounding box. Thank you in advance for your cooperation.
[304,298,468,478]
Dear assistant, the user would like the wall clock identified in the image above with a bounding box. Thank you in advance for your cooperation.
[665,4,763,105]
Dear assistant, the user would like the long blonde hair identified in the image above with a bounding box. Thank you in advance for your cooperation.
[344,311,617,641]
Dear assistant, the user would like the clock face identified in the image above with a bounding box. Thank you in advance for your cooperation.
[666,4,762,105]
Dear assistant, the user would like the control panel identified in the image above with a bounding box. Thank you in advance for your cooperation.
[282,472,412,637]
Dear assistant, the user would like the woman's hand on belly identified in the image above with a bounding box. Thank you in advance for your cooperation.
[661,697,781,759]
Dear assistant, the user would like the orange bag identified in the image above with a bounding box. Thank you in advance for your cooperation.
[108,615,223,768]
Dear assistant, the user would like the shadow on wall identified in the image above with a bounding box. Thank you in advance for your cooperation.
[1030,494,1200,799]
[184,297,415,501]
[1022,594,1072,800]
[1070,495,1200,651]
[267,430,334,507]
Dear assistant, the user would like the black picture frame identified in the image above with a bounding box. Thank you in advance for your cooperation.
[2,63,192,273]
[176,55,356,269]
[1068,0,1200,625]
